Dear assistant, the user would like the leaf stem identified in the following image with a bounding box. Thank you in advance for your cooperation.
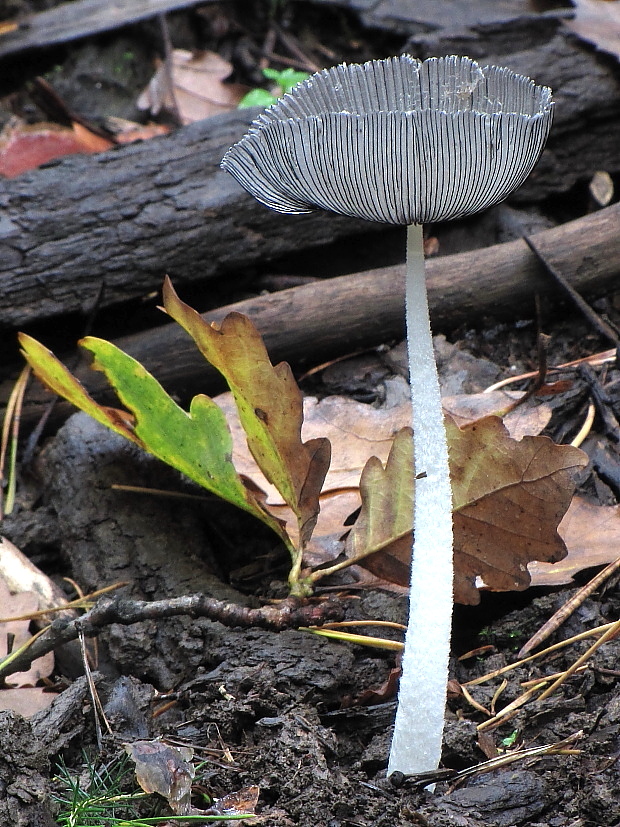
[387,223,454,779]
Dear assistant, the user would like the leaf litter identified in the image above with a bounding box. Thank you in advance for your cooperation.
[137,49,249,124]
[19,281,608,605]
[0,576,56,717]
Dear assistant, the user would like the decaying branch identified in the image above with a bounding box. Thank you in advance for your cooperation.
[0,594,345,683]
[1,27,619,329]
[13,201,620,427]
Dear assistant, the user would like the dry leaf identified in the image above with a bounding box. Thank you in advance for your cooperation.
[344,428,414,585]
[125,740,195,815]
[103,116,171,144]
[347,666,401,706]
[311,415,587,603]
[0,118,112,177]
[221,390,551,503]
[217,392,410,504]
[137,49,249,124]
[531,496,620,585]
[208,785,260,817]
[0,686,57,717]
[565,0,620,61]
[0,536,72,616]
[164,285,330,549]
[443,391,552,439]
[0,574,56,716]
[218,390,556,556]
[0,578,54,686]
[449,416,588,603]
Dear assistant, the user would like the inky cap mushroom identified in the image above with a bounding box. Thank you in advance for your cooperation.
[221,54,553,225]
[221,54,553,783]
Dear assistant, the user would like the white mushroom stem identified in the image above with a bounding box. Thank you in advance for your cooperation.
[387,222,454,780]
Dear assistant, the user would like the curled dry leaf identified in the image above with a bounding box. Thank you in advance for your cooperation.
[137,49,249,124]
[125,739,259,818]
[125,740,194,815]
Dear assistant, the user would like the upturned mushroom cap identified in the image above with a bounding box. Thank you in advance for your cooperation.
[221,55,553,225]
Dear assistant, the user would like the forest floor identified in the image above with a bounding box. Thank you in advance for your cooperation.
[0,2,619,826]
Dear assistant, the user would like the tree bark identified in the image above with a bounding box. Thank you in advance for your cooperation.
[13,201,620,427]
[1,26,619,330]
[0,0,210,58]
[0,109,381,329]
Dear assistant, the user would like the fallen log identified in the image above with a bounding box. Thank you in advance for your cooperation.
[1,28,619,329]
[0,0,210,58]
[14,201,620,427]
[0,109,381,328]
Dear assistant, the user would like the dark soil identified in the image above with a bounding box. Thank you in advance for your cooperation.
[0,2,619,826]
[2,333,620,825]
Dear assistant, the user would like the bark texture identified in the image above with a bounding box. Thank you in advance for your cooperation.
[0,110,380,328]
[1,26,619,328]
[11,202,619,427]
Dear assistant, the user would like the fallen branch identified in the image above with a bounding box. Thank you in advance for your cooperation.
[14,201,620,427]
[0,0,214,58]
[0,594,345,683]
[0,109,379,328]
[1,29,619,329]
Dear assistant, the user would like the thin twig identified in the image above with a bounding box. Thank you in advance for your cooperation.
[570,401,596,447]
[0,594,344,682]
[258,27,277,70]
[484,349,615,393]
[523,233,620,349]
[477,684,545,732]
[272,23,321,72]
[520,665,588,687]
[463,621,618,686]
[578,363,620,442]
[0,366,30,518]
[499,328,550,415]
[538,618,620,701]
[390,731,583,789]
[79,629,112,750]
[460,684,490,717]
[159,13,182,125]
[518,554,620,658]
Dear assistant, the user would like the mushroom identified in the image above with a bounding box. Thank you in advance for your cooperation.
[221,54,553,780]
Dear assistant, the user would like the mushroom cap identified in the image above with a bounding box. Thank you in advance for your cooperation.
[221,55,553,225]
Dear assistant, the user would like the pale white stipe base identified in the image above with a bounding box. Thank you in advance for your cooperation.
[387,223,454,782]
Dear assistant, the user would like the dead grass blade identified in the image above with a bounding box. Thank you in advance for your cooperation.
[519,553,620,657]
[0,366,30,518]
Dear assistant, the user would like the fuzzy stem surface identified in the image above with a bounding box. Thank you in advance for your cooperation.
[387,223,454,780]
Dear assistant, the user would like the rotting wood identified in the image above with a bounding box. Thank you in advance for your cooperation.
[12,202,620,428]
[0,0,214,59]
[312,0,565,33]
[408,33,620,206]
[1,30,619,329]
[0,109,382,329]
